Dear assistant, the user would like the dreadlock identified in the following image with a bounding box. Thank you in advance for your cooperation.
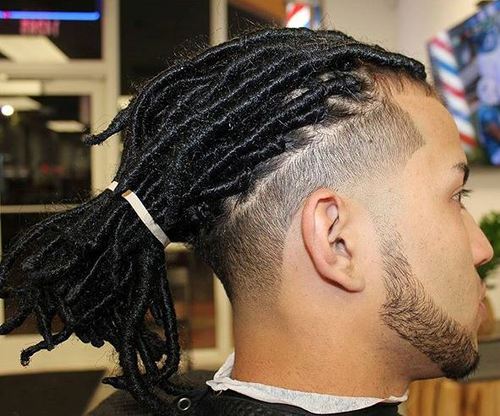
[0,27,430,415]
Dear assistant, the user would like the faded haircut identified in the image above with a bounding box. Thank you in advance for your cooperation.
[195,69,436,306]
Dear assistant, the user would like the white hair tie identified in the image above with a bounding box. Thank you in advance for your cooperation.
[107,181,171,247]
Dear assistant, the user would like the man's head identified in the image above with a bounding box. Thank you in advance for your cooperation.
[0,28,494,411]
[226,79,493,388]
[188,34,494,385]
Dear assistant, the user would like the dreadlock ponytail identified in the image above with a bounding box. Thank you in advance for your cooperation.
[0,27,427,415]
[0,178,188,414]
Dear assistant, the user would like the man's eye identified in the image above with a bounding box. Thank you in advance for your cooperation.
[453,188,472,209]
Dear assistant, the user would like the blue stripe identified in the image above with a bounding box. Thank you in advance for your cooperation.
[0,11,100,21]
[449,108,470,123]
[435,59,459,75]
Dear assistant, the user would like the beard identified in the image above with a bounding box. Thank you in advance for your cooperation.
[377,228,480,380]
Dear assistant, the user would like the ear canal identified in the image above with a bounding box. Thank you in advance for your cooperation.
[334,239,348,255]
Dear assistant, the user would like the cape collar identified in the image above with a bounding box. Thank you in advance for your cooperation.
[206,352,408,415]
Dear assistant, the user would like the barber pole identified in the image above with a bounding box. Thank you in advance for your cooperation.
[428,31,477,151]
[285,1,322,29]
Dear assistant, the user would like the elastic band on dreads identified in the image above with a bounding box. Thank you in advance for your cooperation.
[107,181,171,247]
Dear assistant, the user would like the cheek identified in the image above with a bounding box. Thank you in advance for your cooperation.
[398,201,478,325]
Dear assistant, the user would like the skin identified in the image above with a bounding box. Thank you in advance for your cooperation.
[231,82,494,399]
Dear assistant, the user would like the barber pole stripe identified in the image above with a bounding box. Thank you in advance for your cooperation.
[444,92,471,115]
[311,2,322,29]
[429,31,477,150]
[286,3,311,28]
[438,68,466,92]
[442,83,466,99]
[456,117,476,139]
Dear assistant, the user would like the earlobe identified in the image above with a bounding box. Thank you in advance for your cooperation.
[301,188,365,292]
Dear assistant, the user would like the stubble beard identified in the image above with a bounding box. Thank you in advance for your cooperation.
[377,229,480,381]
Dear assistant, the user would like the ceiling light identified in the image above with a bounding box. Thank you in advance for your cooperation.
[0,35,69,63]
[46,120,86,133]
[1,104,14,116]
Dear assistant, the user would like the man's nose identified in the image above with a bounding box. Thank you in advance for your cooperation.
[474,231,494,268]
[469,216,494,268]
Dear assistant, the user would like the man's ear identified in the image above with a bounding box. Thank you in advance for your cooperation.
[301,188,365,292]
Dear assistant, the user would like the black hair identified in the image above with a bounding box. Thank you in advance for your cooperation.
[0,27,428,415]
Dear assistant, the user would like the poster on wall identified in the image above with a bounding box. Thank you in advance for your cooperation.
[428,0,500,166]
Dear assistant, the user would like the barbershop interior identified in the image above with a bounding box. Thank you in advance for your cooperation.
[0,1,499,415]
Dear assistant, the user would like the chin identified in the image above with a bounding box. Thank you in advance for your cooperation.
[441,344,481,381]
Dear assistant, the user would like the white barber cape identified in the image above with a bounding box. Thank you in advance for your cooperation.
[206,352,408,415]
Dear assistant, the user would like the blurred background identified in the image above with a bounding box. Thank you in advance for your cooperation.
[0,1,499,415]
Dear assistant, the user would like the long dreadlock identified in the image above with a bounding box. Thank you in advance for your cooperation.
[0,27,428,415]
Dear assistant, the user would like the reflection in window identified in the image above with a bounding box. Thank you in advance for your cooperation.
[120,0,210,95]
[0,96,91,205]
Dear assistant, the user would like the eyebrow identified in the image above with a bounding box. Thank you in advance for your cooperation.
[452,161,469,186]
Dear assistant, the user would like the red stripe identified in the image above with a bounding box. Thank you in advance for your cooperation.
[286,4,304,22]
[459,133,477,147]
[431,37,453,53]
[443,83,465,99]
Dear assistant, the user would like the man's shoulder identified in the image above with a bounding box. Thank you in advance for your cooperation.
[86,370,214,416]
[87,370,403,416]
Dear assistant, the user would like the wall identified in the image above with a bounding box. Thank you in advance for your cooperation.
[321,0,398,51]
[397,0,478,68]
[323,0,478,67]
[322,0,500,319]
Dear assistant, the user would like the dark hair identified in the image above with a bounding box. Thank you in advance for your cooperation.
[0,27,431,415]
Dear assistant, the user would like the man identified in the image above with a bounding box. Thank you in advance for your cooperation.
[0,27,493,416]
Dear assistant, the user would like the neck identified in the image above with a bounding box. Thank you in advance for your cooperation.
[231,312,411,399]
